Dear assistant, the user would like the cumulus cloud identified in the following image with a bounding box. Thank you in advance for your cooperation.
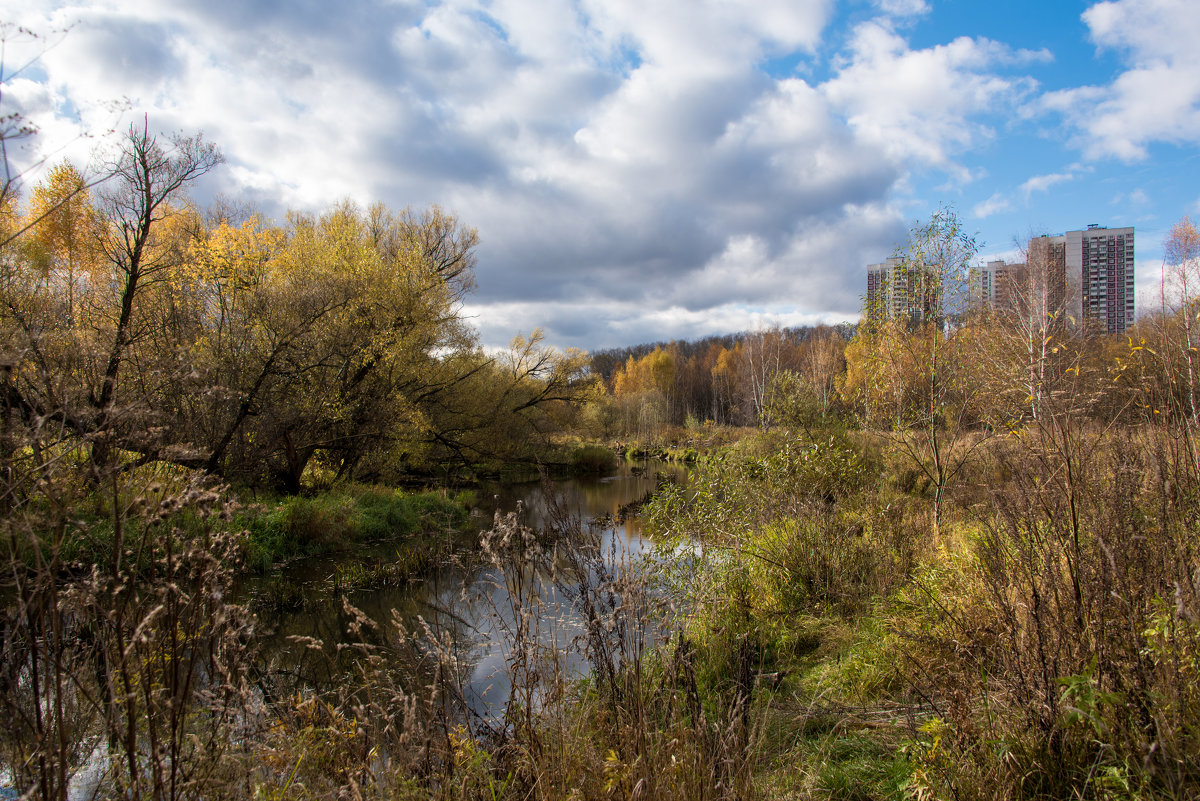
[1,0,1084,348]
[820,22,1042,179]
[1044,0,1200,160]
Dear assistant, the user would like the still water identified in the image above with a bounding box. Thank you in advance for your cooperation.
[248,458,686,717]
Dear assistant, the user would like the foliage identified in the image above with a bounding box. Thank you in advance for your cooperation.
[2,134,592,494]
[591,325,854,440]
[568,444,619,474]
[843,207,986,540]
[9,71,1200,799]
[240,486,469,569]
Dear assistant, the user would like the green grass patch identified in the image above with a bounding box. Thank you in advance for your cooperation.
[240,485,470,571]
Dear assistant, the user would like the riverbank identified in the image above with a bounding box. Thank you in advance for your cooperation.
[234,443,637,573]
[237,484,474,572]
[238,421,1196,801]
[8,417,1193,800]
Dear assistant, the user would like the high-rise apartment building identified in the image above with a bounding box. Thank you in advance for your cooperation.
[1026,225,1135,335]
[973,242,1067,323]
[865,257,901,325]
[1070,225,1135,334]
[972,259,1019,309]
[865,256,941,327]
[872,224,1134,335]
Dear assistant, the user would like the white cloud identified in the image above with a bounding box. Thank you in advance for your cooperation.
[1020,171,1074,198]
[875,0,930,18]
[464,298,859,351]
[1,0,1072,348]
[1044,0,1200,160]
[820,23,1040,175]
[972,192,1011,218]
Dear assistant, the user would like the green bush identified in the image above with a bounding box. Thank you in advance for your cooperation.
[570,445,619,474]
[242,486,468,570]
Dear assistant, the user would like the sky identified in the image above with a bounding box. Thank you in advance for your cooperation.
[2,0,1199,351]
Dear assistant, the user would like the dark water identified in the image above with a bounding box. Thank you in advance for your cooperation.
[248,458,686,716]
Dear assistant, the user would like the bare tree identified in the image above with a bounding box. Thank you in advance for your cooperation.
[89,121,222,474]
[1161,217,1200,435]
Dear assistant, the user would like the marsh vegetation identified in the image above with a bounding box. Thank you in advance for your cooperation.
[3,111,1200,800]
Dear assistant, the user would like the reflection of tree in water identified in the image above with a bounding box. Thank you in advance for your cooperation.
[248,459,683,712]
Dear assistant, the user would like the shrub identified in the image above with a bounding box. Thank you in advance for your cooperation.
[242,487,468,569]
[569,444,619,474]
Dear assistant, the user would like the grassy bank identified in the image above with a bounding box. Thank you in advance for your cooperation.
[7,418,1197,800]
[241,421,1193,801]
[238,484,473,572]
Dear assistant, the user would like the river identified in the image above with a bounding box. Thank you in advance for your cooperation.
[247,457,687,718]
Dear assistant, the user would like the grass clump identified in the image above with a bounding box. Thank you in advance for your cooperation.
[569,444,620,474]
[242,484,469,570]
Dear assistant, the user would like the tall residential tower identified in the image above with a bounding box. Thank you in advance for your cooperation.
[1025,225,1134,334]
[865,256,942,327]
[1068,225,1135,335]
[871,224,1135,335]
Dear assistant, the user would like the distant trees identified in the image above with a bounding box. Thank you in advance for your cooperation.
[588,324,855,440]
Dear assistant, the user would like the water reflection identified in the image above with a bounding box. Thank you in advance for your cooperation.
[249,458,686,716]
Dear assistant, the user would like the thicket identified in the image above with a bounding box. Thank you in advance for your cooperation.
[5,80,1200,799]
[3,131,590,496]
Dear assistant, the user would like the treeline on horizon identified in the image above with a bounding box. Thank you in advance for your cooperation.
[588,323,858,383]
[585,323,856,435]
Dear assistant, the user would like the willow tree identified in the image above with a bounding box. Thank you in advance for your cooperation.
[89,123,223,475]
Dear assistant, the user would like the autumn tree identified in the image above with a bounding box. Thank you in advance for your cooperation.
[846,207,982,539]
[740,327,799,428]
[172,201,482,489]
[0,121,220,488]
[710,343,745,425]
[411,330,591,472]
[161,202,583,488]
[1160,216,1200,434]
[611,347,675,440]
[24,162,104,322]
[798,326,846,417]
[87,123,223,475]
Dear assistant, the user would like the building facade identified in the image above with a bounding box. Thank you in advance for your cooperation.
[1025,225,1134,334]
[1067,225,1135,335]
[875,224,1134,335]
[865,256,941,327]
[865,257,902,325]
[972,259,1020,309]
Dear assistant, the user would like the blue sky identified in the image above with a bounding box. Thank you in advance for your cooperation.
[2,0,1198,350]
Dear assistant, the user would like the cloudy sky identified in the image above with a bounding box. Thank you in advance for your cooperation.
[3,0,1199,350]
